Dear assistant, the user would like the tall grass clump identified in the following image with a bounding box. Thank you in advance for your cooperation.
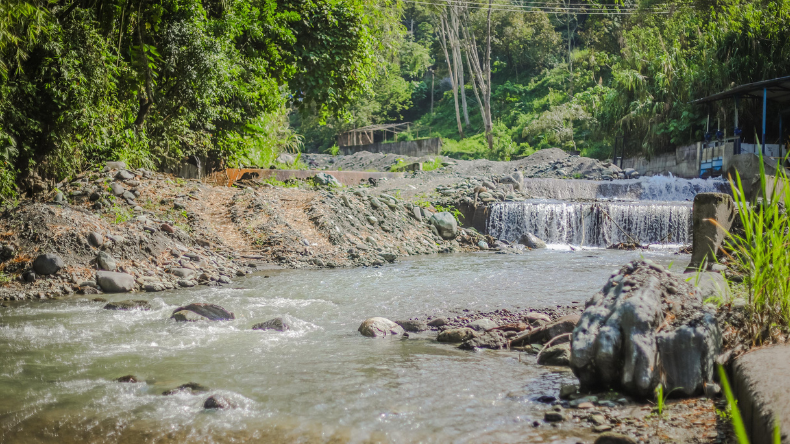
[721,153,790,343]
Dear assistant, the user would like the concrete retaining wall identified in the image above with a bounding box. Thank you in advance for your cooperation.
[732,345,790,444]
[204,168,404,187]
[621,144,701,178]
[339,138,442,157]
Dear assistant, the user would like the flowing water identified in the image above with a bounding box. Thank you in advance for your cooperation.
[488,200,692,247]
[0,250,687,444]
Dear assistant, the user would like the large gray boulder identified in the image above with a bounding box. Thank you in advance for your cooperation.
[97,251,117,271]
[358,317,404,337]
[570,260,721,398]
[519,232,547,249]
[33,253,64,275]
[96,271,135,293]
[429,212,458,240]
[314,172,341,187]
[171,303,235,321]
[687,192,736,270]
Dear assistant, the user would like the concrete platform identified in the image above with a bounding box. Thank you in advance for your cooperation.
[205,168,404,187]
[732,345,790,443]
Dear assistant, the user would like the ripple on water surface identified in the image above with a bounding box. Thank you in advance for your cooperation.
[0,250,687,443]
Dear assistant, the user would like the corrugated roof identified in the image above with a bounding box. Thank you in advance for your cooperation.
[691,75,790,104]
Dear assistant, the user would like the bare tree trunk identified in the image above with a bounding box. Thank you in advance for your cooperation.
[460,11,491,148]
[449,8,470,127]
[438,13,464,138]
[484,0,493,150]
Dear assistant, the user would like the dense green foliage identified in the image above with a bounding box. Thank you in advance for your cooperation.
[296,0,790,162]
[0,0,377,197]
[3,0,790,198]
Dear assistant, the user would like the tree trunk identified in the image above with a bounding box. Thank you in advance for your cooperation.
[438,14,464,138]
[449,8,469,127]
[134,0,155,129]
[484,0,493,150]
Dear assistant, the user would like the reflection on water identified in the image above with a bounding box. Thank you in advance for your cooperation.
[0,250,687,443]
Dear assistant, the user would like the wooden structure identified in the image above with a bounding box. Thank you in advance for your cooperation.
[338,123,412,147]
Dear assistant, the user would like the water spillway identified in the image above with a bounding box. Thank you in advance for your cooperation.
[487,200,692,247]
[486,175,724,247]
[520,175,728,201]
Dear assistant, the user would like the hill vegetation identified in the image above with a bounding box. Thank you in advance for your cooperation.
[2,0,790,198]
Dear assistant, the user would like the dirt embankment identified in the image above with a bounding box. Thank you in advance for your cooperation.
[0,164,487,301]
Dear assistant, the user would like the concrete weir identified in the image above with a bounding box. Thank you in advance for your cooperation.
[206,168,404,187]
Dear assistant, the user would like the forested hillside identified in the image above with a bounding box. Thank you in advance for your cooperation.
[296,0,790,161]
[2,0,790,198]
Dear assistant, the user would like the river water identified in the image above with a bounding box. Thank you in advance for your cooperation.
[0,249,688,443]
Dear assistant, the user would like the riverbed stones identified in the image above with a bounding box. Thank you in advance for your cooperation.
[97,251,117,271]
[163,382,209,395]
[109,182,125,195]
[519,232,547,249]
[427,317,448,327]
[171,268,196,279]
[537,343,571,366]
[594,433,637,444]
[544,409,565,422]
[459,331,508,350]
[429,212,458,240]
[204,395,235,410]
[315,172,340,187]
[252,317,289,331]
[511,315,580,346]
[358,317,404,337]
[115,169,135,181]
[570,260,721,398]
[466,318,498,331]
[96,271,135,293]
[116,375,139,383]
[87,231,104,247]
[437,327,477,343]
[171,303,235,321]
[103,300,151,311]
[525,312,552,324]
[33,253,64,275]
[687,192,736,270]
[395,319,428,332]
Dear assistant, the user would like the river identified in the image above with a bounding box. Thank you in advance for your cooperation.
[0,249,687,443]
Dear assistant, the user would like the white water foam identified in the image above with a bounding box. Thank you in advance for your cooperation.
[488,200,692,247]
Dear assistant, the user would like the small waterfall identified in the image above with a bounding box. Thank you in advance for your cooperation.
[487,200,692,247]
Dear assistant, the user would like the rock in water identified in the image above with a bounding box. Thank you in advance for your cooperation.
[171,303,235,321]
[33,253,64,275]
[429,212,458,240]
[358,317,404,337]
[96,271,135,293]
[437,328,477,343]
[116,375,139,383]
[252,317,289,331]
[537,343,571,366]
[97,251,117,271]
[687,192,736,270]
[395,320,428,332]
[570,260,721,397]
[459,331,508,350]
[204,395,235,409]
[519,232,547,249]
[103,300,151,311]
[163,382,209,395]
